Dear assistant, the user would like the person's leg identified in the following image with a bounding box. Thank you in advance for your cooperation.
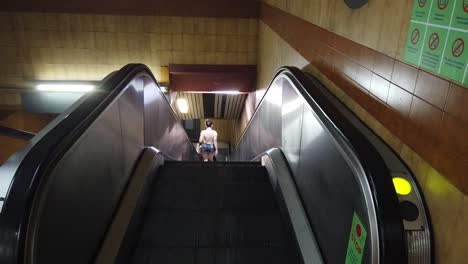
[208,152,214,161]
[202,152,209,162]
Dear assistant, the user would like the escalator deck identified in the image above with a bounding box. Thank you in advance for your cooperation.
[129,162,301,264]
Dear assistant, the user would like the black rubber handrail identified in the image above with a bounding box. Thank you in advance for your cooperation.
[0,64,190,264]
[0,126,36,140]
[235,67,406,263]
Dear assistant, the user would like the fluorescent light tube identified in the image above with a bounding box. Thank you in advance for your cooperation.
[36,84,95,92]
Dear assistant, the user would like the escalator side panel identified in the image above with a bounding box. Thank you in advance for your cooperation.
[143,78,194,160]
[233,68,407,263]
[28,99,133,263]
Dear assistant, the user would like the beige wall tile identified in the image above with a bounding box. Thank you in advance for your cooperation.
[1,13,257,88]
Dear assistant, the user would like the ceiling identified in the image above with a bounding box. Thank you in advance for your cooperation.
[0,0,259,18]
[173,92,247,120]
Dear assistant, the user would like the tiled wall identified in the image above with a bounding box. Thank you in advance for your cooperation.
[0,12,258,88]
[260,2,467,195]
[257,5,468,263]
[263,0,413,61]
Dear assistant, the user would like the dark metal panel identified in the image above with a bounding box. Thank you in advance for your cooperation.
[220,95,227,118]
[118,79,145,181]
[143,76,195,160]
[297,106,371,263]
[32,102,125,263]
[280,82,304,177]
[202,93,215,118]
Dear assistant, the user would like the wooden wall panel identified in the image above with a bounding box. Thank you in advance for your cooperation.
[0,135,27,165]
[0,111,56,133]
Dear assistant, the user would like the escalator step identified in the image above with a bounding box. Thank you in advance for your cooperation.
[129,163,299,264]
[150,182,277,210]
[157,165,269,184]
[137,210,286,248]
[132,247,294,264]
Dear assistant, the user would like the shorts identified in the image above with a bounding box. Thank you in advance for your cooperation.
[201,143,215,153]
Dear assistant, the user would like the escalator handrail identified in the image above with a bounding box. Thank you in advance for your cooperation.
[0,64,194,262]
[234,67,406,263]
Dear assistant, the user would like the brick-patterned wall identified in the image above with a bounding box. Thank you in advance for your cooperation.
[0,12,258,88]
[257,4,468,263]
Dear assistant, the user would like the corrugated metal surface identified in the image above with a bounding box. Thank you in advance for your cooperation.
[173,92,204,120]
[175,93,246,120]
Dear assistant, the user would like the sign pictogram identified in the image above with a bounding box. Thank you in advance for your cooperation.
[428,33,440,50]
[419,0,427,7]
[356,224,362,237]
[463,0,468,12]
[452,38,465,58]
[346,213,368,264]
[438,0,450,10]
[411,29,421,44]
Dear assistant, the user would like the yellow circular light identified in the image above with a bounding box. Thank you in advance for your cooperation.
[393,177,412,195]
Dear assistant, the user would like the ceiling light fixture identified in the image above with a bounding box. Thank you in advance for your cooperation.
[160,86,168,93]
[36,83,95,93]
[176,98,189,113]
[217,91,242,95]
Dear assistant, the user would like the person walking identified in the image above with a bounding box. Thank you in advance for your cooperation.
[199,119,218,162]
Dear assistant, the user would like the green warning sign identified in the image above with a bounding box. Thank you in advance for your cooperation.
[412,0,432,22]
[404,23,427,65]
[404,0,468,86]
[421,26,448,73]
[429,0,454,25]
[441,30,468,84]
[453,0,468,28]
[345,212,368,264]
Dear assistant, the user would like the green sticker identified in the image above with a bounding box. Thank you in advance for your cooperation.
[429,0,454,26]
[452,0,468,29]
[345,212,368,264]
[421,26,448,73]
[404,22,428,65]
[440,30,468,84]
[412,0,432,22]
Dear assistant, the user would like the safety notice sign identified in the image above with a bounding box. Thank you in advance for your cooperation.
[421,27,448,72]
[345,212,368,264]
[404,0,468,85]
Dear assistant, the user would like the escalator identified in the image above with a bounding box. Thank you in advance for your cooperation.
[0,64,432,264]
[126,161,300,264]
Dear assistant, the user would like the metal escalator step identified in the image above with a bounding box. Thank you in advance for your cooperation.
[156,165,269,184]
[150,182,277,210]
[136,210,286,248]
[132,247,296,264]
[129,163,300,264]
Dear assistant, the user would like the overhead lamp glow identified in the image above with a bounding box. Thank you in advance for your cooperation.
[217,91,241,95]
[392,177,412,196]
[176,98,189,113]
[36,84,95,93]
[197,90,241,95]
